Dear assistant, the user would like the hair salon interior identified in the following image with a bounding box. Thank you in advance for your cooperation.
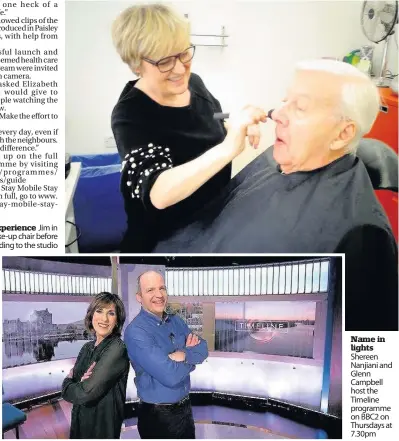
[65,0,398,253]
[2,255,342,439]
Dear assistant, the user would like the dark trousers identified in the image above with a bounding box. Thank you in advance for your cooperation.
[137,397,195,439]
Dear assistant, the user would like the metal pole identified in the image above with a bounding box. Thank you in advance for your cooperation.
[377,36,390,86]
[111,256,120,296]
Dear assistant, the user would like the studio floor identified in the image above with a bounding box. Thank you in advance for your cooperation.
[4,401,328,439]
[123,405,327,439]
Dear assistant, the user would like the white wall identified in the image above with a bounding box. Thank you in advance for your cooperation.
[66,0,398,172]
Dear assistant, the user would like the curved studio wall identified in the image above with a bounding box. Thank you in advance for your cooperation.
[2,257,338,413]
[2,355,324,410]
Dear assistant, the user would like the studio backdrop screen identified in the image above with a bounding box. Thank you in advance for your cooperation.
[215,301,316,358]
[2,300,92,369]
[167,300,317,359]
[166,302,204,336]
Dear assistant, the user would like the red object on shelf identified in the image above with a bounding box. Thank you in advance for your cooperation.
[365,87,398,154]
[375,190,398,242]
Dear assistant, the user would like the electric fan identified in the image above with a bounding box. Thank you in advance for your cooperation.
[361,0,398,86]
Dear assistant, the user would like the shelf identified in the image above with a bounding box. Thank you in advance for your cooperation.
[190,25,228,48]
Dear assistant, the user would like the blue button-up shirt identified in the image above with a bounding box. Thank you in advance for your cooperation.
[124,308,208,404]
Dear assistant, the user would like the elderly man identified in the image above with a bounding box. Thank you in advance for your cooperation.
[124,270,208,439]
[155,60,398,331]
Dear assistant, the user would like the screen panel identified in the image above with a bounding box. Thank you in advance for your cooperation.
[2,299,92,369]
[215,301,316,359]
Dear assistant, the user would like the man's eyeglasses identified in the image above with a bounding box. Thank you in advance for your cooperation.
[142,45,196,73]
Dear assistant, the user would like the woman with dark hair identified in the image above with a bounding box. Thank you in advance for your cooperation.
[62,292,130,439]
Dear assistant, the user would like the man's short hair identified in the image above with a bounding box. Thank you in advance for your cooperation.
[136,270,165,294]
[295,59,380,153]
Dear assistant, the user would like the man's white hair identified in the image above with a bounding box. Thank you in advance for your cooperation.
[295,59,380,153]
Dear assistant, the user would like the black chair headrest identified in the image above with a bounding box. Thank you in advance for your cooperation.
[356,138,398,192]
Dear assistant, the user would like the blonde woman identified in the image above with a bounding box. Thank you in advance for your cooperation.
[111,3,266,252]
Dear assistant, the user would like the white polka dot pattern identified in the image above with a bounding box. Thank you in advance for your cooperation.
[121,143,173,199]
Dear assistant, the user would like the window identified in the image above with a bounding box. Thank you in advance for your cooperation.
[1,270,112,297]
[165,259,330,296]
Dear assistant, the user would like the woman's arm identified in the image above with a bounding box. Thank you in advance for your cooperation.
[62,340,128,406]
[150,107,267,209]
[62,342,88,385]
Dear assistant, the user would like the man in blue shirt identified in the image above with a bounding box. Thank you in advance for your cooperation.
[124,270,208,439]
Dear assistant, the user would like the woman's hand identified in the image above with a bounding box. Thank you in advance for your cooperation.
[67,368,73,379]
[80,362,96,382]
[148,105,267,210]
[247,124,261,149]
[225,105,267,156]
[229,105,268,132]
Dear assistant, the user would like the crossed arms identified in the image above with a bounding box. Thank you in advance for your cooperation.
[124,322,208,388]
[62,341,128,405]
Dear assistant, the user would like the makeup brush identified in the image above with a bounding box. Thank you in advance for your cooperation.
[213,109,274,120]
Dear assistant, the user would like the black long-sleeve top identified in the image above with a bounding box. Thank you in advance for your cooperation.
[111,73,228,252]
[61,335,129,439]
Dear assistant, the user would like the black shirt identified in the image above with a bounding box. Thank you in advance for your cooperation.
[62,335,130,439]
[112,73,229,252]
[155,147,398,331]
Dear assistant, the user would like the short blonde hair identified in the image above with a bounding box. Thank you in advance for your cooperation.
[112,3,191,71]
